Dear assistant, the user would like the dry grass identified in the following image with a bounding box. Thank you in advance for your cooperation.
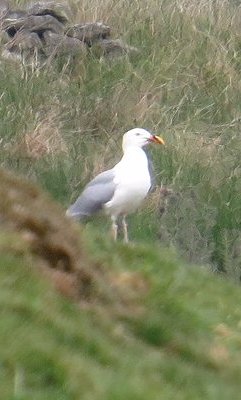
[1,0,240,280]
[12,111,67,160]
[1,5,241,399]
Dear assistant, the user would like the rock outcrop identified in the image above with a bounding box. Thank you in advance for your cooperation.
[0,1,138,66]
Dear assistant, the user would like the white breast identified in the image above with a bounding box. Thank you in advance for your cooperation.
[104,147,151,217]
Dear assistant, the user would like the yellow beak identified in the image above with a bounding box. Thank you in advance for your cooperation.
[151,135,165,145]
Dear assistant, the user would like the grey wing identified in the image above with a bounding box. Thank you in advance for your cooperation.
[146,150,156,193]
[66,169,116,220]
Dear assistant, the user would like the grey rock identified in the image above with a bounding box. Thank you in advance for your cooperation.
[3,14,64,36]
[43,30,87,57]
[0,1,138,66]
[66,22,110,45]
[26,0,70,24]
[0,0,9,19]
[92,39,139,59]
[2,10,27,37]
[6,29,43,51]
[1,48,22,62]
[2,28,45,65]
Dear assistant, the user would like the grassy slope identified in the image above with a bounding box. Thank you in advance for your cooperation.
[1,0,241,278]
[1,1,241,398]
[1,227,241,400]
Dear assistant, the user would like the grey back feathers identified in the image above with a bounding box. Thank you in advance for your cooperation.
[66,169,116,220]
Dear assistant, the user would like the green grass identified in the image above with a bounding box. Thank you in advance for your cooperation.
[1,1,241,397]
[1,0,240,280]
[1,228,241,399]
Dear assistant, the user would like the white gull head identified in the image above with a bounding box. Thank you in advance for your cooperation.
[122,128,165,151]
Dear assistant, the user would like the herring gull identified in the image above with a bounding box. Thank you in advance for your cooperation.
[66,128,165,242]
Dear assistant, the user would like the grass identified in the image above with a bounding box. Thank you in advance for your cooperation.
[1,2,241,396]
[1,226,241,399]
[1,0,240,280]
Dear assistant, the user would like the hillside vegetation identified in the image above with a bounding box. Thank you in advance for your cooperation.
[1,209,241,399]
[1,0,241,278]
[1,0,241,398]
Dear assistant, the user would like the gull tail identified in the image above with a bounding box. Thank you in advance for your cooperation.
[66,203,90,221]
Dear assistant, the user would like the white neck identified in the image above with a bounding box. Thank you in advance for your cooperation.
[122,145,146,154]
[116,146,148,172]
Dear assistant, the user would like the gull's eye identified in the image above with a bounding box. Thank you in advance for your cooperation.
[136,132,141,136]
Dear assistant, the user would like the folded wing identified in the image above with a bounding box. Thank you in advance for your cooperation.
[66,169,116,220]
